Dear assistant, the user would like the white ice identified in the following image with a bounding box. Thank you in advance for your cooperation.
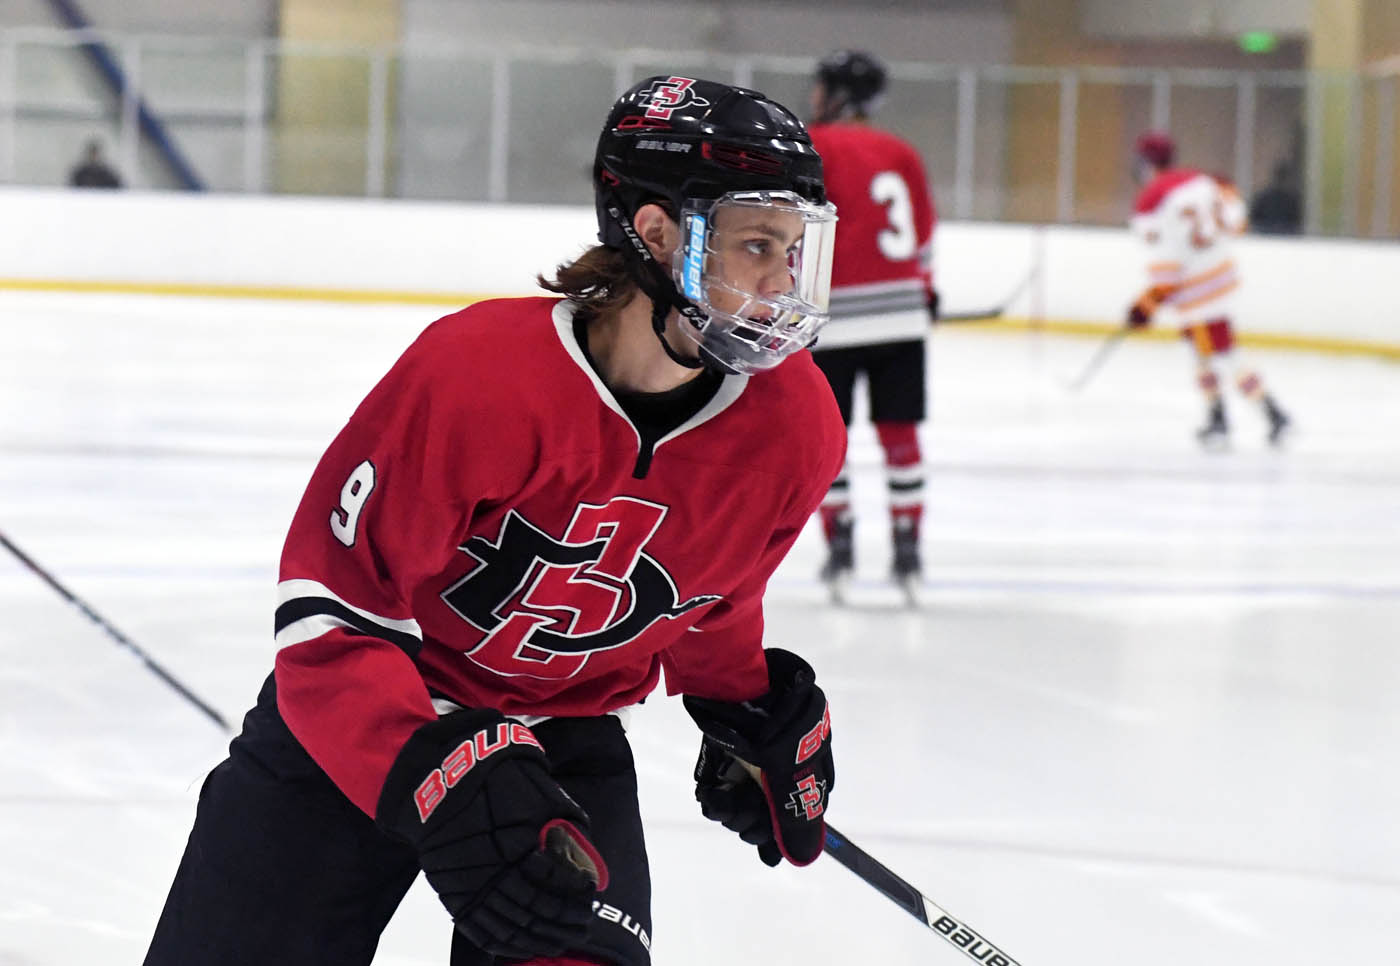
[2,289,1398,966]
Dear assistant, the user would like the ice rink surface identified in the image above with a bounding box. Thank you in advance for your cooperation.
[2,289,1398,965]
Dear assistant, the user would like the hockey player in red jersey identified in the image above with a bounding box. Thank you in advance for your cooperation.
[1128,130,1291,448]
[144,76,843,966]
[804,50,938,603]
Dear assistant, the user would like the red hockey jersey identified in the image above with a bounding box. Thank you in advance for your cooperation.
[272,297,846,815]
[807,121,937,348]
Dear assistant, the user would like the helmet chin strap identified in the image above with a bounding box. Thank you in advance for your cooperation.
[604,197,709,372]
[650,300,706,370]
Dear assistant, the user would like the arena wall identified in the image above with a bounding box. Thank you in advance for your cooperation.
[2,186,1395,357]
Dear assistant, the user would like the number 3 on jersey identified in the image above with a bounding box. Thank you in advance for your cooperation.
[330,460,376,547]
[871,170,917,261]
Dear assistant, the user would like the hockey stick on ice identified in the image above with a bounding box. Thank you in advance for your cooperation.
[0,528,231,732]
[938,267,1037,324]
[823,824,1025,965]
[1062,325,1130,393]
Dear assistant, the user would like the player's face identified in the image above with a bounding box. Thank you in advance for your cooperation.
[667,189,835,373]
[703,203,805,321]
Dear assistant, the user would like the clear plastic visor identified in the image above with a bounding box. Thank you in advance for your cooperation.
[675,190,838,362]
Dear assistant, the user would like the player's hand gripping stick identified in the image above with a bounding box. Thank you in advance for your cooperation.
[684,648,834,866]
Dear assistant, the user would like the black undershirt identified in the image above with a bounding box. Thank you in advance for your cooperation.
[574,313,723,477]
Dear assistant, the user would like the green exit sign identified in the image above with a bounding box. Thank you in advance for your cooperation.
[1238,31,1279,54]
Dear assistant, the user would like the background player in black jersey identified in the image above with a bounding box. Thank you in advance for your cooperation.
[143,76,842,966]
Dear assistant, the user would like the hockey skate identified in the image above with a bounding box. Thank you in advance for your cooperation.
[1264,396,1291,447]
[891,526,922,608]
[819,520,854,605]
[1195,400,1229,451]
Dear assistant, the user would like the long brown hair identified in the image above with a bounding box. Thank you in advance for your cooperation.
[537,245,639,318]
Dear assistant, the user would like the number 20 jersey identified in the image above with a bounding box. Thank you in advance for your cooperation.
[807,121,938,349]
[1131,169,1247,326]
[272,297,846,816]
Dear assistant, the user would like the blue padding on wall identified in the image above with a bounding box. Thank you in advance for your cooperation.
[45,0,207,190]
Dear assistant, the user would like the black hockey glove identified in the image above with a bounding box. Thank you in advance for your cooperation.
[375,709,608,960]
[683,648,834,867]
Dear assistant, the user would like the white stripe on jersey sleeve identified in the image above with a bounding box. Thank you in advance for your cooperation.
[275,577,423,647]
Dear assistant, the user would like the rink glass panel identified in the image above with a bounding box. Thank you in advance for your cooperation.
[8,37,119,188]
[137,38,255,193]
[0,29,1395,239]
[499,58,613,206]
[395,51,494,202]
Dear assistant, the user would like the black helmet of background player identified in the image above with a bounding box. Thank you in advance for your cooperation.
[812,49,888,123]
[593,74,837,375]
[1134,130,1176,183]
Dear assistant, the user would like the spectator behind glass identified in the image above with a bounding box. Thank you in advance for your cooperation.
[69,138,123,189]
[1248,161,1301,235]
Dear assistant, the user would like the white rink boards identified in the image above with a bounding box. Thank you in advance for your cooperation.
[2,289,1398,966]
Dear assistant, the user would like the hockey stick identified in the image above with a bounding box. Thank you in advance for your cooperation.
[0,528,231,732]
[824,824,1024,966]
[938,268,1037,324]
[1062,325,1130,393]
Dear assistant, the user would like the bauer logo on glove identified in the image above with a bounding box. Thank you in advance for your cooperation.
[412,721,545,821]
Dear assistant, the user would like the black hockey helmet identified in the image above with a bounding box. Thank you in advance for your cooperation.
[594,75,827,251]
[815,50,887,115]
[591,76,837,375]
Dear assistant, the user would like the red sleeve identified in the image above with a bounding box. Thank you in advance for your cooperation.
[657,511,807,703]
[661,383,846,704]
[908,147,938,298]
[272,314,488,817]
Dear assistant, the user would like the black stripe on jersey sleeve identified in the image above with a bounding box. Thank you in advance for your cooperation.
[274,596,423,657]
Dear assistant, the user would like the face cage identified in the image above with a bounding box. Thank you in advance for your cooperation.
[671,190,837,374]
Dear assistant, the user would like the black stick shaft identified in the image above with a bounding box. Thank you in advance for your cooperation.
[938,309,1010,323]
[824,824,1025,966]
[938,267,1038,324]
[1065,326,1130,392]
[0,529,231,732]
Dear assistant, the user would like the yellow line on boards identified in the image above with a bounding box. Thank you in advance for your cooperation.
[1,278,1396,362]
[989,316,1400,362]
[0,277,486,306]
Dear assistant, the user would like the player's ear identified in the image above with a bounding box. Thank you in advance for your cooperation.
[633,203,679,262]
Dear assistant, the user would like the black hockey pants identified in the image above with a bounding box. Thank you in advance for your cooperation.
[144,674,652,966]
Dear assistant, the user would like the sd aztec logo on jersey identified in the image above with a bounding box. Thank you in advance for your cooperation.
[642,76,709,120]
[441,497,718,679]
